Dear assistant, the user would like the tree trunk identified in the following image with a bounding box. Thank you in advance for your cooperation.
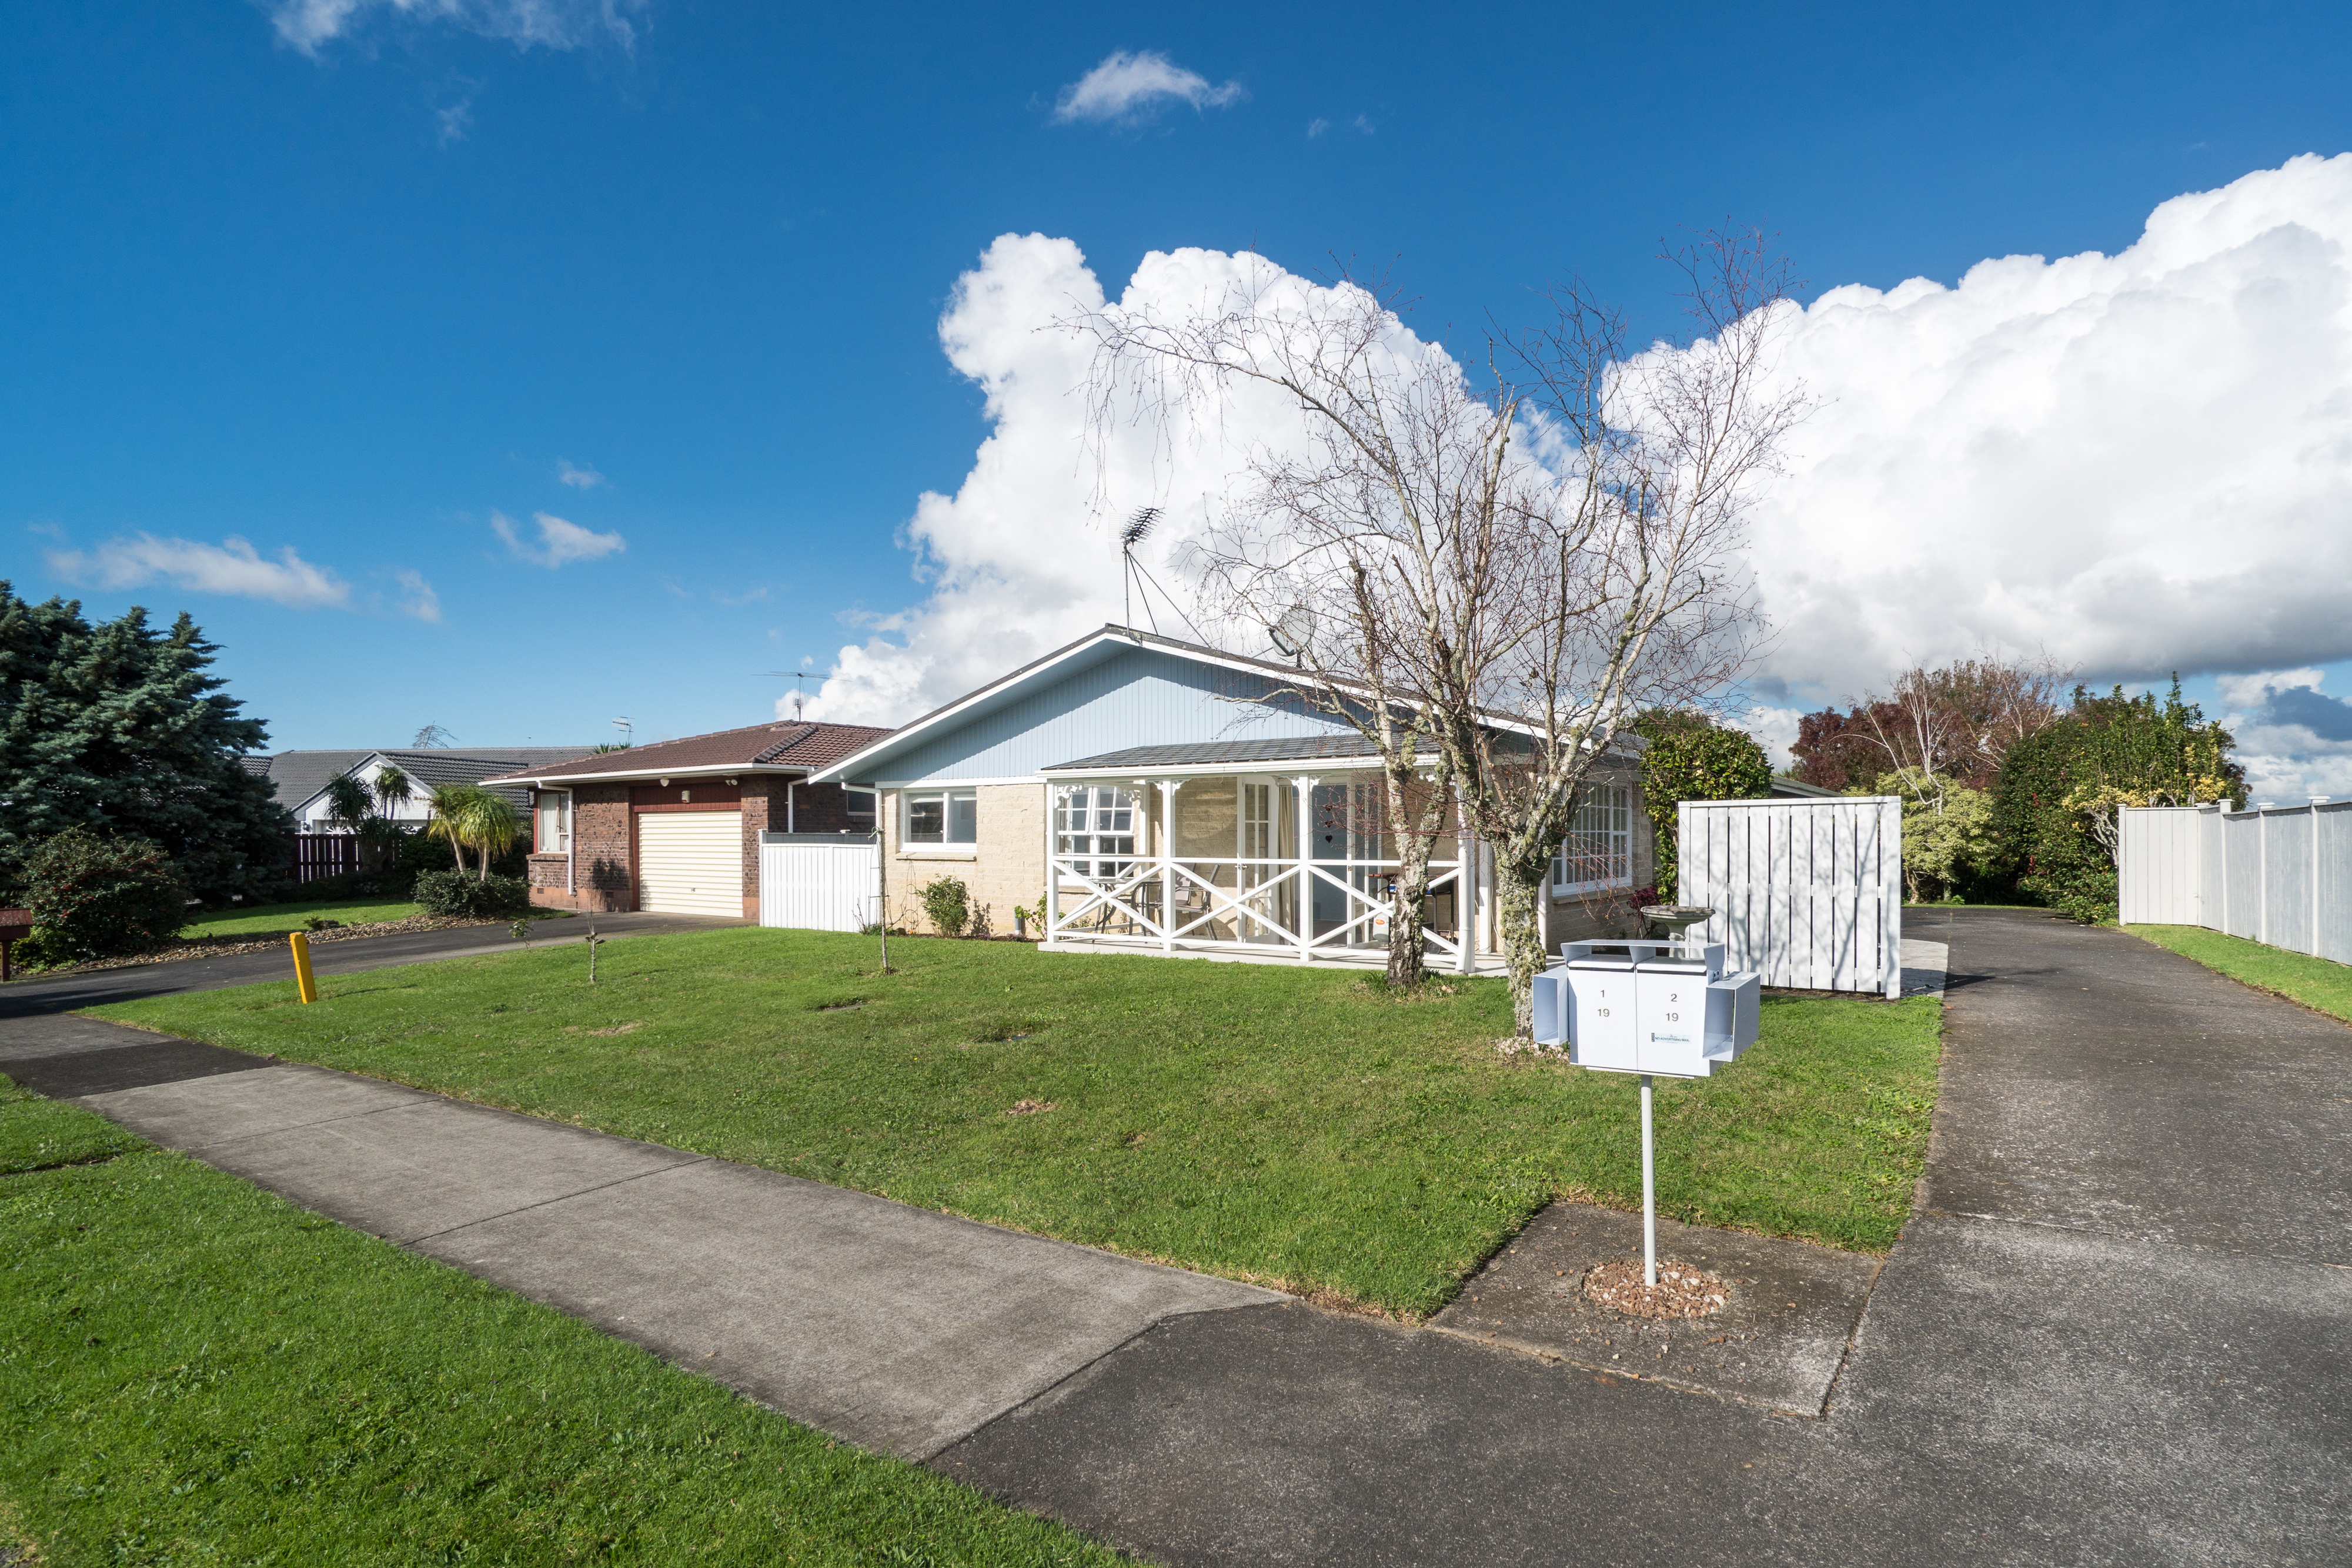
[1381,764,1436,988]
[1495,853,1551,1035]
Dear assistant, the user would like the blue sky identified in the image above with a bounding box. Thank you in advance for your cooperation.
[7,1,2352,784]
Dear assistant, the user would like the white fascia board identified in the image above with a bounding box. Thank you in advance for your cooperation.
[487,763,806,788]
[286,750,392,816]
[807,626,1392,786]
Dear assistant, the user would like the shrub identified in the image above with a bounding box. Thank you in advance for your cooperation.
[389,830,525,895]
[412,870,531,920]
[1629,713,1774,894]
[22,828,191,959]
[919,876,971,938]
[6,925,78,970]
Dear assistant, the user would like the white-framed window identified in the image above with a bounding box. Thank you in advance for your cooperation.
[534,790,571,854]
[902,787,977,845]
[1056,785,1135,879]
[1552,783,1632,894]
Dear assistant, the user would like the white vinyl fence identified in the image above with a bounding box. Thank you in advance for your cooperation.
[758,833,881,932]
[1678,796,1905,999]
[2119,801,2352,962]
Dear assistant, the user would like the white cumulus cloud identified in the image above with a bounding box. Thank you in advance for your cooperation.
[810,157,2352,763]
[493,509,625,567]
[804,235,1390,724]
[2214,666,2352,799]
[1053,50,1244,125]
[47,534,352,609]
[556,457,607,489]
[262,0,644,56]
[1743,153,2352,699]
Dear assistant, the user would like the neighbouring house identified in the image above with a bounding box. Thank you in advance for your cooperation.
[480,721,890,919]
[246,748,596,831]
[806,625,1655,971]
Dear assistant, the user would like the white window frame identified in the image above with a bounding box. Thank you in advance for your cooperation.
[534,789,572,854]
[901,787,977,845]
[1552,783,1633,895]
[1056,784,1137,881]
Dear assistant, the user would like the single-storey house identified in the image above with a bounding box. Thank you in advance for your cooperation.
[246,747,595,831]
[482,720,888,919]
[806,626,1656,971]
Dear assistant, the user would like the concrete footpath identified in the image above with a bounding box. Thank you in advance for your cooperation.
[5,911,2348,1563]
[2,1021,1275,1461]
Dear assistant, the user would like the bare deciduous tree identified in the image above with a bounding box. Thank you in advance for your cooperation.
[1431,230,1807,1029]
[1067,232,1805,1016]
[1067,262,1519,985]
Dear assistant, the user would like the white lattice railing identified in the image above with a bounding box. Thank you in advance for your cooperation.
[1046,855,1465,961]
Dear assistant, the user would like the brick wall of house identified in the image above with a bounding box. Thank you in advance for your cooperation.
[881,782,1043,938]
[525,783,635,913]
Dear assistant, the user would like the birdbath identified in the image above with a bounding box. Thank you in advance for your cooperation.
[1641,904,1714,941]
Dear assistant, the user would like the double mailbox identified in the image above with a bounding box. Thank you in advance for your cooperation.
[1529,940,1760,1079]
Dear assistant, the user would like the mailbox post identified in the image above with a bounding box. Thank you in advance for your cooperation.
[1529,935,1760,1285]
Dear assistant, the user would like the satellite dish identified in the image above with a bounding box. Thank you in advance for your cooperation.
[1269,606,1313,660]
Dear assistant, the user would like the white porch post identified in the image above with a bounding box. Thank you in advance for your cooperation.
[1453,780,1476,976]
[1155,778,1182,953]
[1292,776,1321,964]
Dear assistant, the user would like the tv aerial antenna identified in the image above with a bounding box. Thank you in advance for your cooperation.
[762,671,818,720]
[1116,506,1205,644]
[611,716,634,745]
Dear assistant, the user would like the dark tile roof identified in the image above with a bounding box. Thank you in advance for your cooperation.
[1045,735,1389,772]
[482,721,895,783]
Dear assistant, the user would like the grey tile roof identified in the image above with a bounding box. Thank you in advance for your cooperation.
[1044,735,1391,772]
[253,748,594,810]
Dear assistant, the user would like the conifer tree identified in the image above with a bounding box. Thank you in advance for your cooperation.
[0,582,292,905]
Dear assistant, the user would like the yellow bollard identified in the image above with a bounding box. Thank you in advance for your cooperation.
[289,931,319,1004]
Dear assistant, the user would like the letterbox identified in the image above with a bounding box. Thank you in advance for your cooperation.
[1530,939,1760,1078]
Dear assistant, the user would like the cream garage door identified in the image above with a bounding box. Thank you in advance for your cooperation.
[637,811,743,917]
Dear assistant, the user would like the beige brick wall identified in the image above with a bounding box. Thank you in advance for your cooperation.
[880,782,1046,937]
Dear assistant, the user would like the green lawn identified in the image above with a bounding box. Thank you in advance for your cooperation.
[0,1093,1124,1566]
[91,929,1941,1316]
[181,895,425,938]
[2128,924,2352,1024]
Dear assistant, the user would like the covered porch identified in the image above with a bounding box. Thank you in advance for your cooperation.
[1038,740,1504,973]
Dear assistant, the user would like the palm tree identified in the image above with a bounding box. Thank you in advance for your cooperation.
[463,791,521,881]
[372,763,413,815]
[425,783,479,876]
[426,784,522,881]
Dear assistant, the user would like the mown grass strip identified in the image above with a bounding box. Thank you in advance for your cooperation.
[2126,923,2352,1024]
[0,1089,1124,1566]
[179,896,425,940]
[92,928,1942,1316]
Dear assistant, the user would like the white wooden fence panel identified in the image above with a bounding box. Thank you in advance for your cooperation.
[2120,801,2352,963]
[1678,797,1902,999]
[2116,807,2204,925]
[759,836,881,933]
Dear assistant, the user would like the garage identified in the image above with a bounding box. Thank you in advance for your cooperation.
[637,810,744,917]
